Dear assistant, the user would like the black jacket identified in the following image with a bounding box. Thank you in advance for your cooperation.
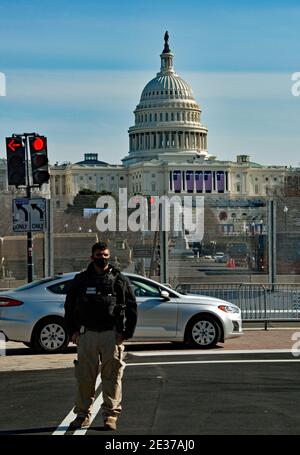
[64,263,137,339]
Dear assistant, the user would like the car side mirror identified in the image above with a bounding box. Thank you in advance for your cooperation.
[160,290,170,300]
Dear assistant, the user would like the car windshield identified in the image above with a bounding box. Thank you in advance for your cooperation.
[13,277,63,291]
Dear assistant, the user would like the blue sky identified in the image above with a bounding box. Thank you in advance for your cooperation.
[0,0,300,166]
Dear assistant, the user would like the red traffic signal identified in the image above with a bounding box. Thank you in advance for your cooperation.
[31,137,46,152]
[29,136,49,185]
[5,137,26,187]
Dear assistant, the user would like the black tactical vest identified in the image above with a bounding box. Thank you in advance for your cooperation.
[75,270,120,331]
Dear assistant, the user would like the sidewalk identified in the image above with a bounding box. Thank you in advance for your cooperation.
[0,329,298,372]
[221,328,299,350]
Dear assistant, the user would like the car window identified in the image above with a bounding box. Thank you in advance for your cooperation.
[14,277,62,291]
[47,280,73,295]
[130,279,161,298]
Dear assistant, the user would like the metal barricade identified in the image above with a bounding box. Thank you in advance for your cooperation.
[175,283,300,325]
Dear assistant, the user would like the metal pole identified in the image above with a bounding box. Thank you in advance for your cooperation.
[267,199,276,288]
[159,203,169,284]
[24,135,33,283]
[49,198,54,276]
[43,198,50,277]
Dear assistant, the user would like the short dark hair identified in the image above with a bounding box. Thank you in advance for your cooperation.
[92,242,109,255]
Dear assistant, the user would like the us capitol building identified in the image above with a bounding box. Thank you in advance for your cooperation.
[48,33,288,231]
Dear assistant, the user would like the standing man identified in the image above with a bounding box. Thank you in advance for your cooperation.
[64,241,137,431]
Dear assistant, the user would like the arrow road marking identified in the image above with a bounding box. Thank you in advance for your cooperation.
[16,203,29,222]
[31,203,44,220]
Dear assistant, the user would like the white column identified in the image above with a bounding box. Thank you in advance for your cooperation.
[150,133,154,149]
[175,132,179,148]
[227,172,231,192]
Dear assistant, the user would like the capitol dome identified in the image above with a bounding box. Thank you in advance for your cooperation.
[123,32,208,166]
[141,74,194,102]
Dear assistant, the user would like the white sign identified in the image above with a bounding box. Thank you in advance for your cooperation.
[13,198,47,232]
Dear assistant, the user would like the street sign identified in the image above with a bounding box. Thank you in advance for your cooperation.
[12,198,47,232]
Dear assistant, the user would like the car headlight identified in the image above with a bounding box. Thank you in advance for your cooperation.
[218,304,240,313]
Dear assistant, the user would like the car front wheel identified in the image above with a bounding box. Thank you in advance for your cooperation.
[31,317,69,353]
[186,315,221,349]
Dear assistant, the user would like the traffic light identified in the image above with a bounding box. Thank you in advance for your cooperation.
[29,136,49,185]
[6,136,26,186]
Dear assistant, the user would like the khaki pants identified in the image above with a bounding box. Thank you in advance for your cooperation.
[73,330,125,419]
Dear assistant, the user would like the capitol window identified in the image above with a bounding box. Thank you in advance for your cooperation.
[165,113,168,121]
[160,113,163,121]
[154,113,157,121]
[171,113,174,121]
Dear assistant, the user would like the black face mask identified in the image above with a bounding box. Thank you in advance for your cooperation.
[93,257,109,268]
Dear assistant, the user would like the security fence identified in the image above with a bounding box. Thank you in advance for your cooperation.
[0,194,299,290]
[176,283,300,325]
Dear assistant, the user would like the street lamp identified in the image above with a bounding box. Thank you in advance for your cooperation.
[64,224,68,233]
[283,206,288,231]
[78,226,82,232]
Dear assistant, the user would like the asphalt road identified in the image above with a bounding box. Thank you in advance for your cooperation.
[1,348,300,436]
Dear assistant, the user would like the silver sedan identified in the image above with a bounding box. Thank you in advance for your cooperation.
[0,272,243,353]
